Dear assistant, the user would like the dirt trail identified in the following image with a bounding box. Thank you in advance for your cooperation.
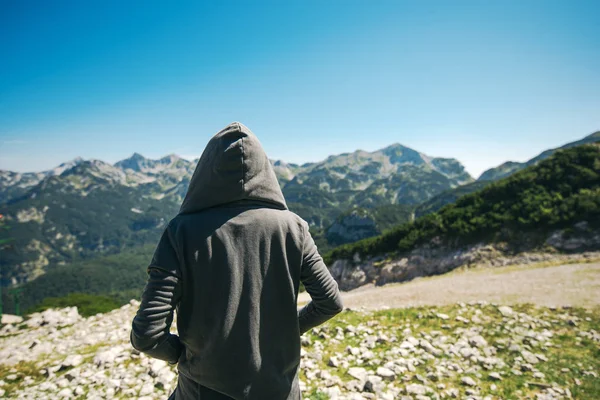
[298,262,600,309]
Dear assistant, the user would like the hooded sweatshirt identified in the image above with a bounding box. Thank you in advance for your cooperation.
[130,122,344,400]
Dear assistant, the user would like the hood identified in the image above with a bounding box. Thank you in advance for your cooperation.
[179,122,287,215]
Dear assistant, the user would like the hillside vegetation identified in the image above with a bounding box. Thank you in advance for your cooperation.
[326,144,600,264]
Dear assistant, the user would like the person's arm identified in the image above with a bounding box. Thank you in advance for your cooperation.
[130,222,183,364]
[297,220,344,335]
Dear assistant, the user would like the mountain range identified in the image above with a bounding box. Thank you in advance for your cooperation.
[0,131,598,287]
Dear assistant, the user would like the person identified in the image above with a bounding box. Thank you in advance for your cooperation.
[130,122,344,400]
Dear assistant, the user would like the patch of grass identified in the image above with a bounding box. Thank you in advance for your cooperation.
[0,360,46,397]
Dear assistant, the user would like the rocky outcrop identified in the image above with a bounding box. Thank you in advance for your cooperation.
[330,228,600,291]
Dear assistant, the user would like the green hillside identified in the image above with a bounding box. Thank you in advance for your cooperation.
[326,144,600,264]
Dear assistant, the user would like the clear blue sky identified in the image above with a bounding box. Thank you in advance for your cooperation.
[1,0,599,178]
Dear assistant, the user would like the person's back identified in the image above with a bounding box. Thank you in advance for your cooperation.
[130,122,344,399]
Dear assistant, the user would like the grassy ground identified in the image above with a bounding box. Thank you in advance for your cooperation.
[300,303,600,399]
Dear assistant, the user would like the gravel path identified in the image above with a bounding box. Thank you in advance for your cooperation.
[299,262,600,309]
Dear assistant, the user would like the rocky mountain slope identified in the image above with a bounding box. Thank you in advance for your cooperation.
[0,144,471,285]
[1,301,598,399]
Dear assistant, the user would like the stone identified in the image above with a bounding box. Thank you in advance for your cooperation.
[1,314,23,325]
[363,375,384,393]
[406,384,428,395]
[376,367,395,380]
[461,376,477,387]
[62,354,84,368]
[489,372,502,381]
[521,350,539,364]
[348,367,368,382]
[469,335,488,348]
[498,306,514,317]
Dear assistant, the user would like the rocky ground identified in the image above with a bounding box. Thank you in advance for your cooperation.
[2,260,600,400]
[1,301,599,400]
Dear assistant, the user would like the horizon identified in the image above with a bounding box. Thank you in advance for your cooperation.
[6,128,600,179]
[1,1,599,177]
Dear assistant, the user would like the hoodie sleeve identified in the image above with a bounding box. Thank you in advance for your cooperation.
[297,221,344,335]
[130,222,184,364]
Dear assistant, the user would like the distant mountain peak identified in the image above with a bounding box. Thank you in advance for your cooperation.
[47,156,85,177]
[159,154,180,164]
[114,153,151,172]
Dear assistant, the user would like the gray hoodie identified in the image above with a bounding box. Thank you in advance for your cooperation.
[130,122,344,399]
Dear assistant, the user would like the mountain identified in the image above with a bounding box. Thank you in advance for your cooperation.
[479,131,600,181]
[411,131,600,216]
[0,144,471,286]
[327,144,600,267]
[0,157,84,203]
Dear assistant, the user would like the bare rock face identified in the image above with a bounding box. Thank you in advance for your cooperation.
[545,222,600,251]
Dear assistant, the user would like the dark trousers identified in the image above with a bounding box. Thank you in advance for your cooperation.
[167,372,234,400]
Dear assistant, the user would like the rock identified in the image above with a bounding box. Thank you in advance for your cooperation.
[406,384,428,395]
[1,314,23,325]
[139,381,155,396]
[469,335,488,348]
[61,354,84,368]
[436,313,450,320]
[57,388,73,398]
[363,375,384,393]
[149,359,168,376]
[461,376,477,387]
[376,367,395,380]
[348,367,368,383]
[489,372,502,381]
[93,347,121,366]
[521,350,540,364]
[498,306,514,317]
[328,356,340,368]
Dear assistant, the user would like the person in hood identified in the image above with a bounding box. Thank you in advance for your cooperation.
[130,122,344,400]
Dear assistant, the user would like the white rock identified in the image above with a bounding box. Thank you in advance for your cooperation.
[376,367,395,380]
[348,367,368,382]
[62,354,84,368]
[461,376,477,387]
[498,306,514,317]
[406,384,428,395]
[1,314,23,324]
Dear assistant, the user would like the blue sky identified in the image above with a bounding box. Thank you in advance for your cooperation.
[1,0,599,178]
